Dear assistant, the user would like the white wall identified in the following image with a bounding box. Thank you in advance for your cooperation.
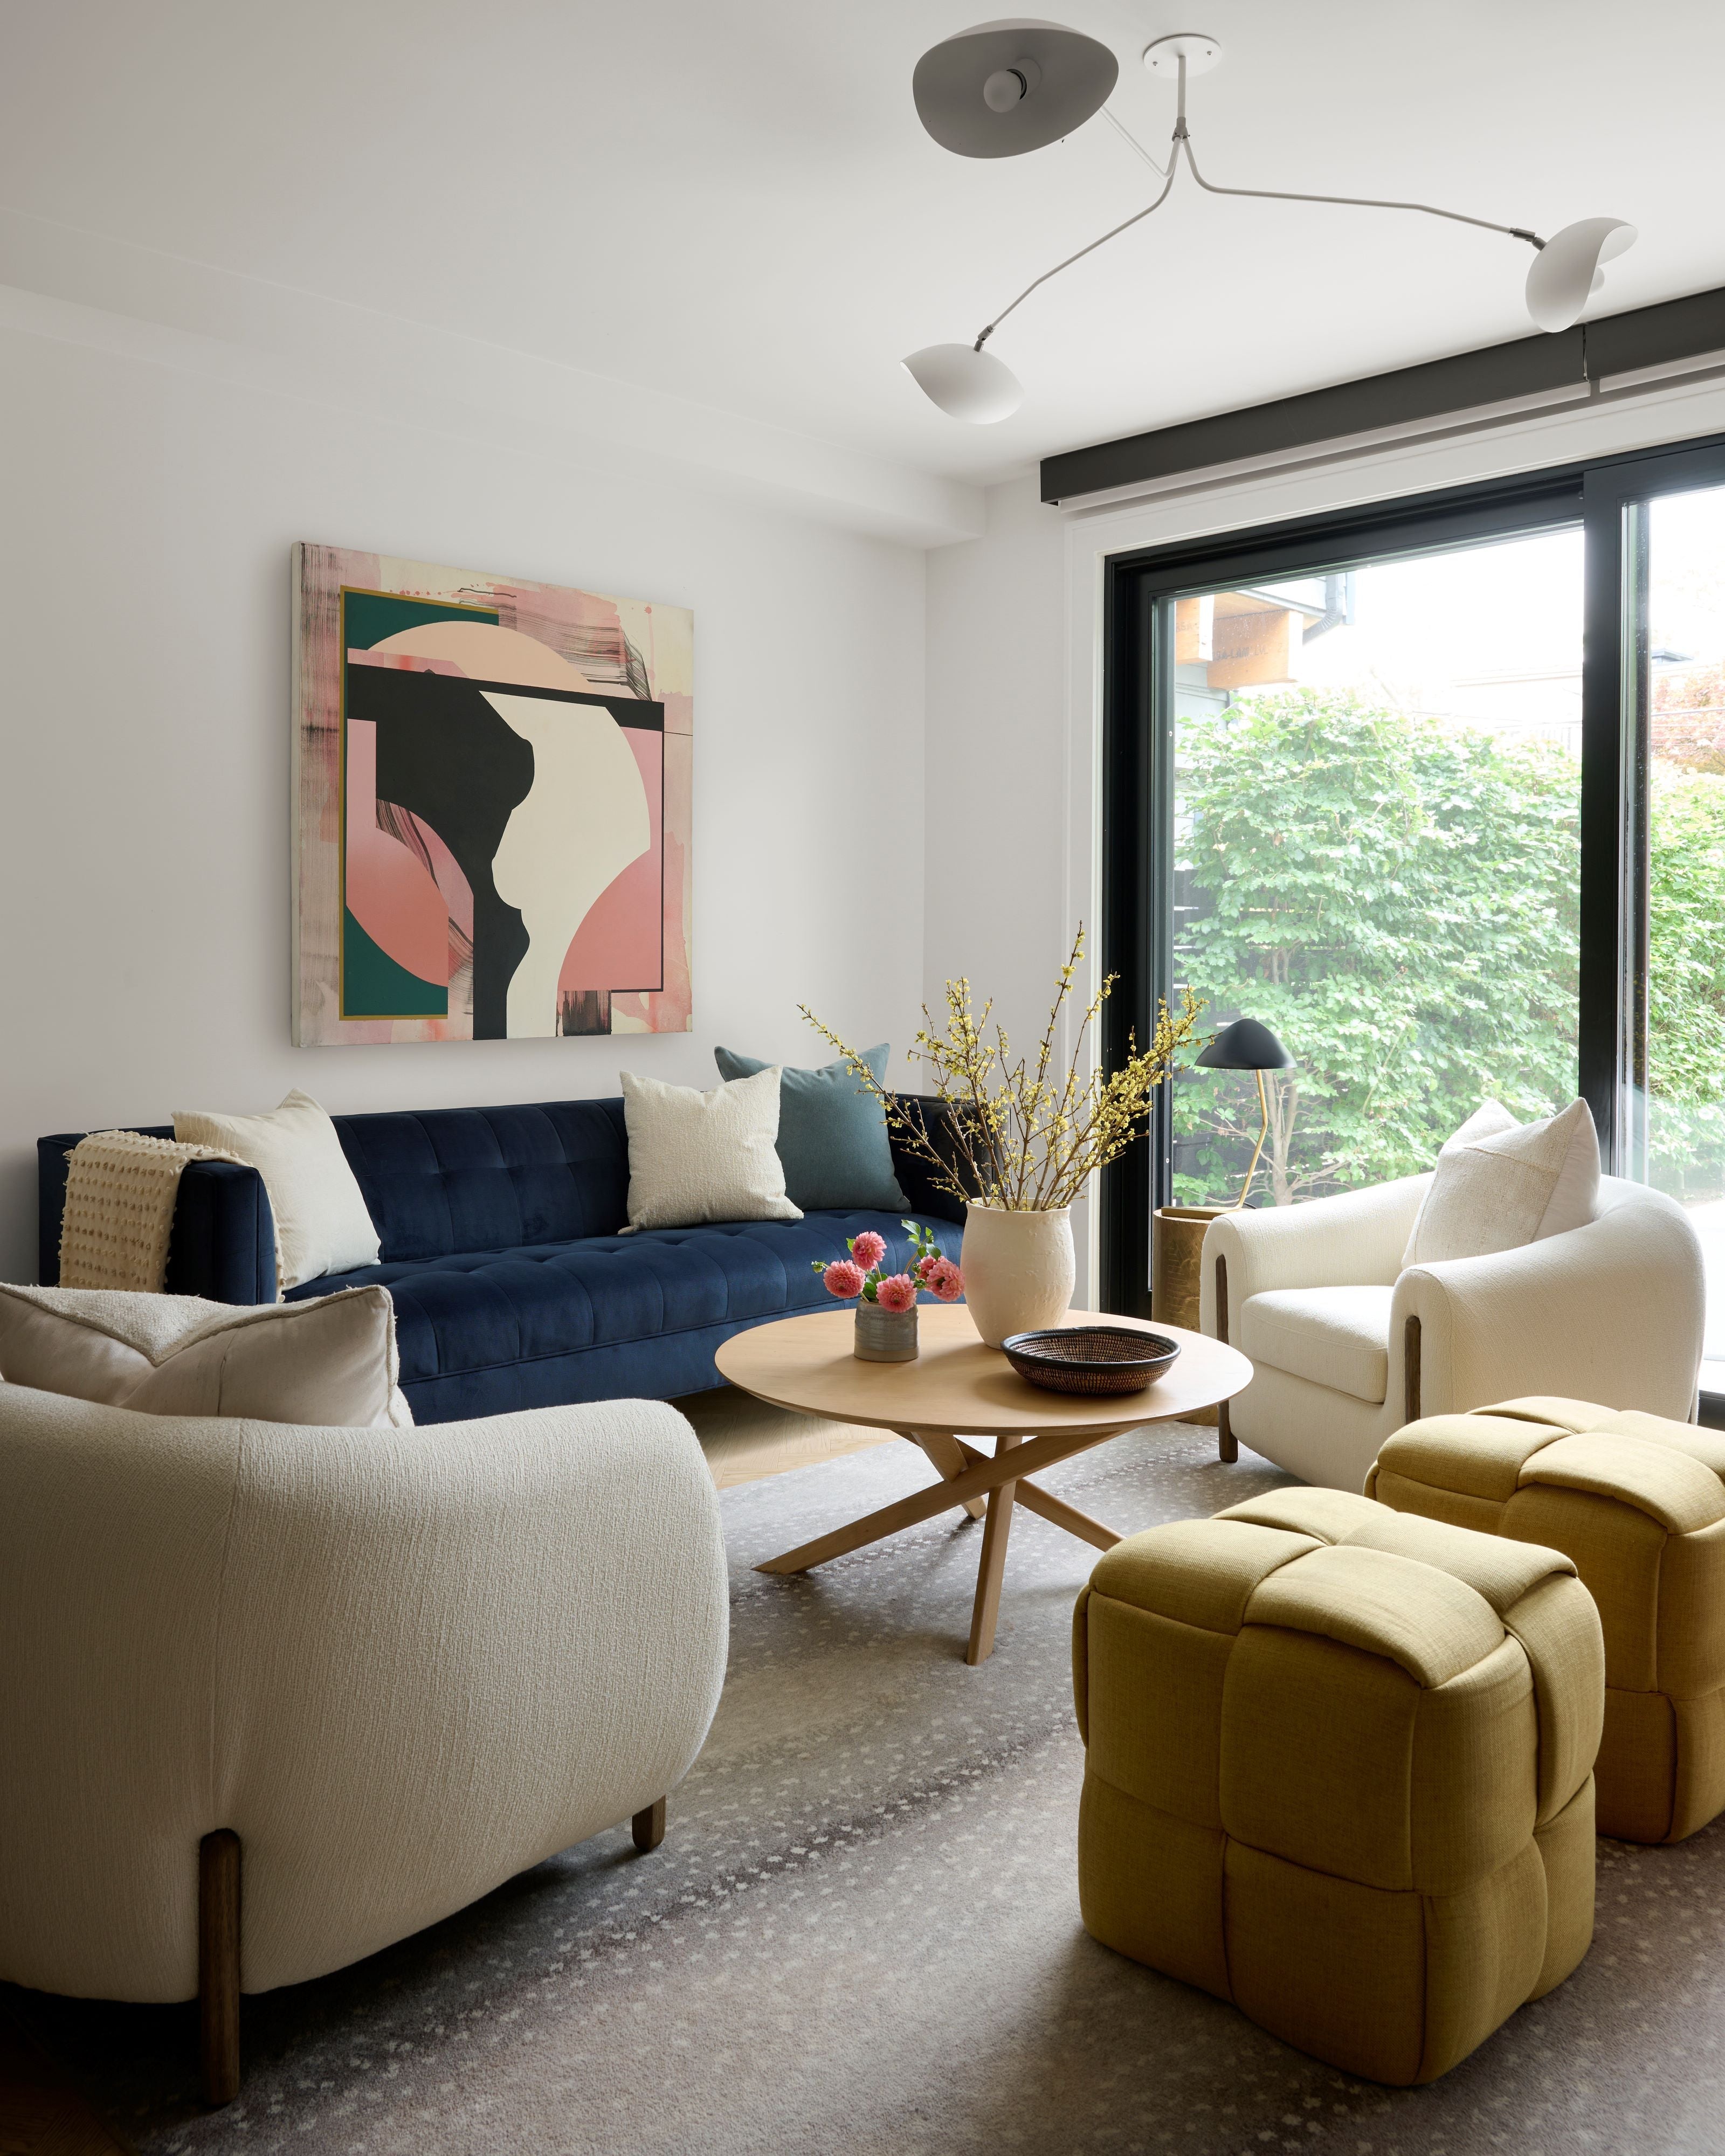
[924,474,1071,1053]
[0,312,927,1283]
[922,474,1099,1292]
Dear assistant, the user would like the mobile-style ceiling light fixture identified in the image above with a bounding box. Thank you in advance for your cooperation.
[903,25,1638,424]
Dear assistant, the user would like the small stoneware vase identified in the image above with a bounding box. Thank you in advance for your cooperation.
[960,1204,1076,1350]
[854,1301,919,1363]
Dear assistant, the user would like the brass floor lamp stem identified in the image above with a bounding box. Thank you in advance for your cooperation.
[1233,1069,1269,1210]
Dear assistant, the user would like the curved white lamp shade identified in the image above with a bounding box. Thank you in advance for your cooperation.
[1526,218,1637,333]
[903,342,1025,424]
[913,19,1118,157]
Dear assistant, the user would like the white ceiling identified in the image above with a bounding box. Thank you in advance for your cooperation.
[3,0,1723,497]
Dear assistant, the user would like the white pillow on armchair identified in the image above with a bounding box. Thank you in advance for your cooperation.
[1403,1098,1600,1268]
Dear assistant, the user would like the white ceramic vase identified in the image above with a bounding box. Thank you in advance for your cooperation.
[959,1204,1076,1350]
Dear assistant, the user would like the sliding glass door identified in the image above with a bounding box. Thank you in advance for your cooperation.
[1168,531,1583,1211]
[1586,448,1725,1395]
[1101,434,1725,1412]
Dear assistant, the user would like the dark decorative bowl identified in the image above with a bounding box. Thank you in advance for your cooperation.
[999,1326,1181,1396]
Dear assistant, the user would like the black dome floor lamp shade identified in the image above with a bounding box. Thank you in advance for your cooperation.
[905,27,1637,422]
[1196,1018,1294,1210]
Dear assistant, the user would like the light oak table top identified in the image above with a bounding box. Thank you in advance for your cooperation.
[716,1307,1252,1663]
[717,1304,1248,1435]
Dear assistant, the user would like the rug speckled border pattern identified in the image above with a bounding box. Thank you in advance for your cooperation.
[9,1425,1725,2155]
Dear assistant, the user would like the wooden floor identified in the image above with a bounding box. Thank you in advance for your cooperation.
[678,1384,896,1488]
[0,1388,885,2154]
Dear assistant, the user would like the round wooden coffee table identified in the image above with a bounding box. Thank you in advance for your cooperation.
[714,1305,1251,1664]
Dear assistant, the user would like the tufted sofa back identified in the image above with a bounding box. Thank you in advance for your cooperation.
[37,1100,632,1283]
[329,1100,631,1262]
[38,1090,963,1300]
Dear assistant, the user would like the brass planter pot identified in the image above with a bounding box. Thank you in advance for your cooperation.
[1152,1206,1225,1427]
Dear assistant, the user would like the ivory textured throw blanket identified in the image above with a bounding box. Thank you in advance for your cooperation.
[58,1130,277,1294]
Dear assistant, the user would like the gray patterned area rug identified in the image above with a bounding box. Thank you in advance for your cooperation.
[11,1423,1725,2155]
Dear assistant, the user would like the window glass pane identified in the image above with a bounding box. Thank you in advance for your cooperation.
[1644,486,1725,1390]
[1170,529,1583,1207]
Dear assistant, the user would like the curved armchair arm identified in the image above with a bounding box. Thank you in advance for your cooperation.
[1392,1187,1704,1424]
[1201,1175,1430,1338]
[0,1390,728,2002]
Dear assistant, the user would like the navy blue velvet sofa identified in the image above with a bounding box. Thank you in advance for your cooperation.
[37,1097,966,1426]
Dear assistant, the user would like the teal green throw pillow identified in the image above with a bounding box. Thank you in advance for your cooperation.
[713,1044,908,1212]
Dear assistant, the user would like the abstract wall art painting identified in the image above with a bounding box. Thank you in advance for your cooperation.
[292,545,692,1045]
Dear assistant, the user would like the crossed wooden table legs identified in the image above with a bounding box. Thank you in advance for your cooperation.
[756,1421,1138,1666]
[719,1307,1253,1665]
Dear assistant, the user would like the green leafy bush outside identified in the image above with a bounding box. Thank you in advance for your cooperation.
[1172,687,1725,1205]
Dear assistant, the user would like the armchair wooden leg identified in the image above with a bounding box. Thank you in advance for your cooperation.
[632,1798,666,1854]
[1404,1314,1422,1425]
[198,1830,241,2107]
[1214,1255,1238,1462]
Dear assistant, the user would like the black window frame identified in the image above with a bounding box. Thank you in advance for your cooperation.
[1100,430,1725,1349]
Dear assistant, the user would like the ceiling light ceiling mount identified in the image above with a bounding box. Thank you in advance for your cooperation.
[1142,31,1223,79]
[904,23,1638,421]
[912,18,1119,159]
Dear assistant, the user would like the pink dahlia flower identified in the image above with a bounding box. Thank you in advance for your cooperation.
[874,1272,917,1314]
[850,1231,887,1270]
[915,1253,939,1282]
[823,1258,867,1300]
[928,1259,964,1303]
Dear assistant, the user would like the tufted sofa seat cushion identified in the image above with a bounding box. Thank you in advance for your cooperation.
[291,1209,956,1423]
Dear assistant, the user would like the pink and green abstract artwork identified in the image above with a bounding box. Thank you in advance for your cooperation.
[292,545,692,1045]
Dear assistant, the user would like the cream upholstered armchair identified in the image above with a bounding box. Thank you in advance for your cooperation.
[1198,1172,1705,1491]
[0,1386,728,2102]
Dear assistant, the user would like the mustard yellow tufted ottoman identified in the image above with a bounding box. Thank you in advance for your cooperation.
[1368,1396,1725,1845]
[1073,1489,1603,2085]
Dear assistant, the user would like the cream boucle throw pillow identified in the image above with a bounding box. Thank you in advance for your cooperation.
[0,1283,411,1427]
[174,1089,380,1290]
[620,1068,803,1232]
[1403,1098,1600,1268]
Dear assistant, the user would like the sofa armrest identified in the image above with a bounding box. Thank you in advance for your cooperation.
[1200,1174,1431,1337]
[887,1092,971,1228]
[37,1131,275,1302]
[163,1162,277,1303]
[1392,1190,1705,1425]
[36,1134,81,1284]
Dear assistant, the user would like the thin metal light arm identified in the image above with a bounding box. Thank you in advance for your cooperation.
[975,154,1178,348]
[1178,130,1541,246]
[1101,105,1172,180]
[970,47,1547,353]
